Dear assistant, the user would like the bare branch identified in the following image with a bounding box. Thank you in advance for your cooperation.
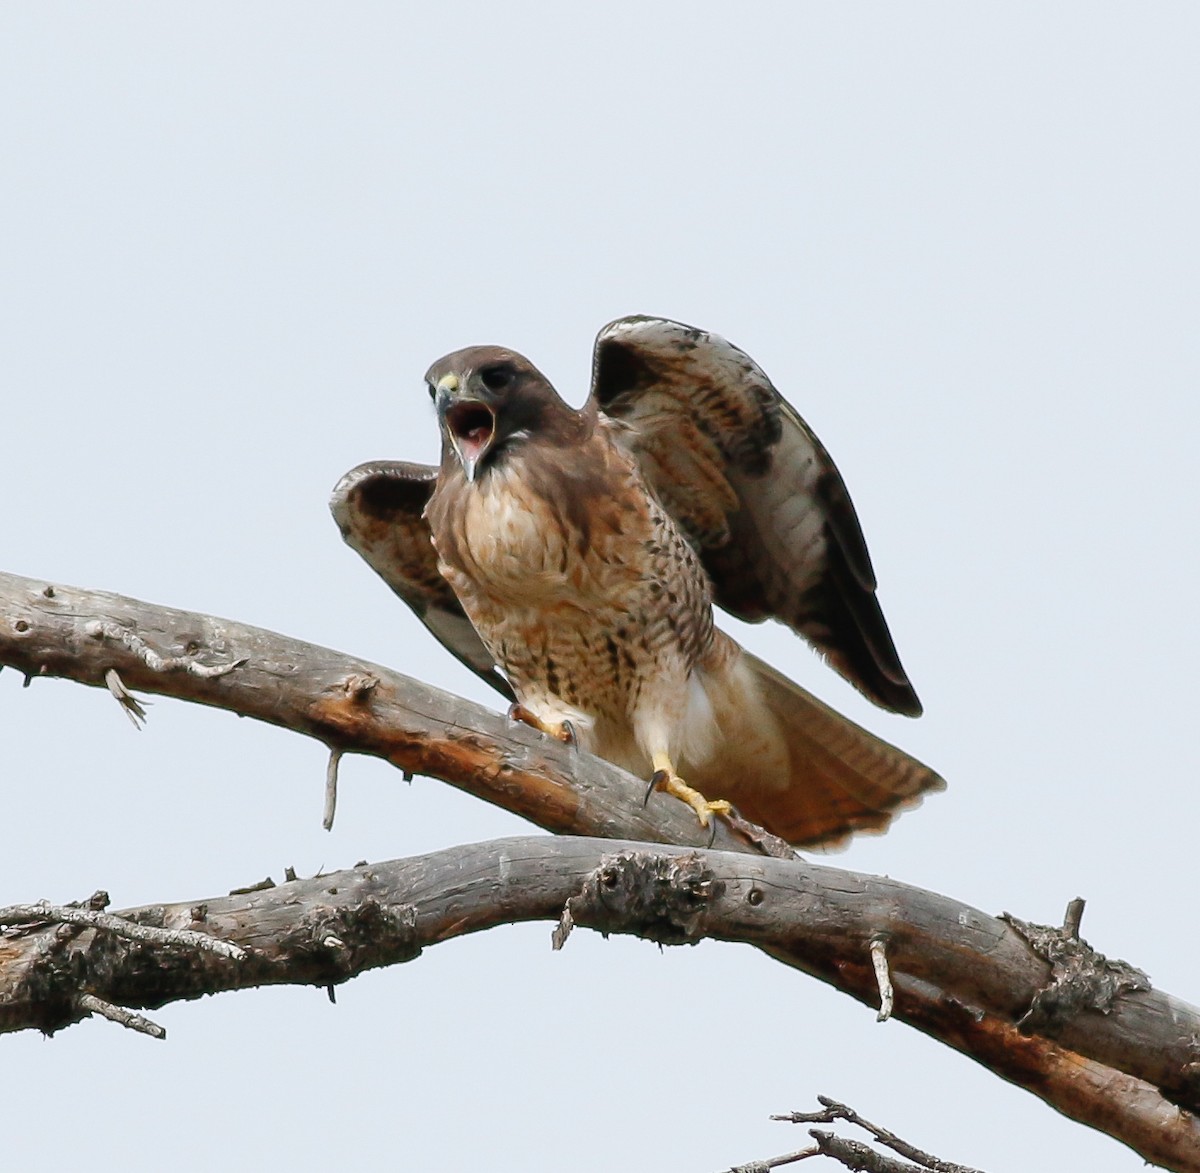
[0,900,247,961]
[3,573,1200,1168]
[1,837,1197,1170]
[76,994,166,1039]
[775,1097,982,1172]
[0,571,784,858]
[805,1132,924,1172]
[727,1146,819,1172]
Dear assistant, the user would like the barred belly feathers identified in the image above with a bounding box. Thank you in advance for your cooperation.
[332,316,943,846]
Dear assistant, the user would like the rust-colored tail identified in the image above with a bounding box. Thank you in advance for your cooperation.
[703,651,945,848]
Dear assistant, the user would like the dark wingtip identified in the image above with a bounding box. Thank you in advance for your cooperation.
[885,684,923,718]
[844,651,923,717]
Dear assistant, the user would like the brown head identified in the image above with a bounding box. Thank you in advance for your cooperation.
[424,345,584,483]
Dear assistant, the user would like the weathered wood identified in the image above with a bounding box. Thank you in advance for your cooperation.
[0,571,788,856]
[1,837,1197,1171]
[766,1095,985,1173]
[3,571,1200,1169]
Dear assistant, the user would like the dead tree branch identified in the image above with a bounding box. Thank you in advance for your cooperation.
[76,993,166,1039]
[730,1121,975,1173]
[0,900,245,961]
[1,837,1198,1170]
[3,573,1200,1168]
[0,570,790,858]
[765,1095,984,1172]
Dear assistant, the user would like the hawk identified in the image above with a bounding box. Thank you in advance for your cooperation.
[331,316,943,846]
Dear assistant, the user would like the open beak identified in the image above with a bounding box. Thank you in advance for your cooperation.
[436,375,496,483]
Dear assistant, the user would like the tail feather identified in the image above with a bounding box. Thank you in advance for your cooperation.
[694,650,944,848]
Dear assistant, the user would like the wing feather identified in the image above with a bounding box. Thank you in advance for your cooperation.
[329,461,513,699]
[590,315,921,715]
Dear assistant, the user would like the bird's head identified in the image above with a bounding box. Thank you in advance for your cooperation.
[425,346,562,483]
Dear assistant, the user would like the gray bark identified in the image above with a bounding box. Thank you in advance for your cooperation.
[0,571,788,856]
[2,571,1199,1170]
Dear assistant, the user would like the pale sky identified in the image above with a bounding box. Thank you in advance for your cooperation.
[2,6,1198,1171]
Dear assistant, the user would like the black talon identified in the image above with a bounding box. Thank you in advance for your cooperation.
[560,719,578,750]
[507,702,545,736]
[644,769,668,808]
[706,818,718,848]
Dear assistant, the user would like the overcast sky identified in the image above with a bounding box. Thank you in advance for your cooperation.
[2,6,1198,1171]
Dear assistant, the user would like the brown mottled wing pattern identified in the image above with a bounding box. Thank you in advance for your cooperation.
[590,316,921,716]
[330,461,514,700]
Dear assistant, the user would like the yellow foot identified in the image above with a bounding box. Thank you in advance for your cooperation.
[506,702,577,748]
[646,756,733,829]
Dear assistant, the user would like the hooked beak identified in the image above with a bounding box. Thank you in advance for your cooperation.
[436,373,496,483]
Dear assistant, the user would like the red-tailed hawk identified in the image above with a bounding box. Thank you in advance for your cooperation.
[332,316,943,846]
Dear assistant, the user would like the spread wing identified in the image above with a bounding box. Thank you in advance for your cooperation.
[589,315,921,716]
[330,461,514,700]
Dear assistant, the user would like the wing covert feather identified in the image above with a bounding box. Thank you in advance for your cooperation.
[590,316,921,715]
[329,461,513,699]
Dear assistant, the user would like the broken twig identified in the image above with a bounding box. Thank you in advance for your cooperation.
[869,935,894,1022]
[323,747,343,831]
[104,668,149,729]
[76,994,166,1040]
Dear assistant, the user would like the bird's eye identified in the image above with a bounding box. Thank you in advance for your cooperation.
[479,363,514,392]
[426,382,436,400]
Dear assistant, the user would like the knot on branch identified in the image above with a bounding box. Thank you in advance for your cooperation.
[24,943,93,1035]
[1003,911,1151,1034]
[342,673,379,704]
[295,899,420,980]
[1177,1057,1200,1115]
[553,851,723,949]
[309,673,383,746]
